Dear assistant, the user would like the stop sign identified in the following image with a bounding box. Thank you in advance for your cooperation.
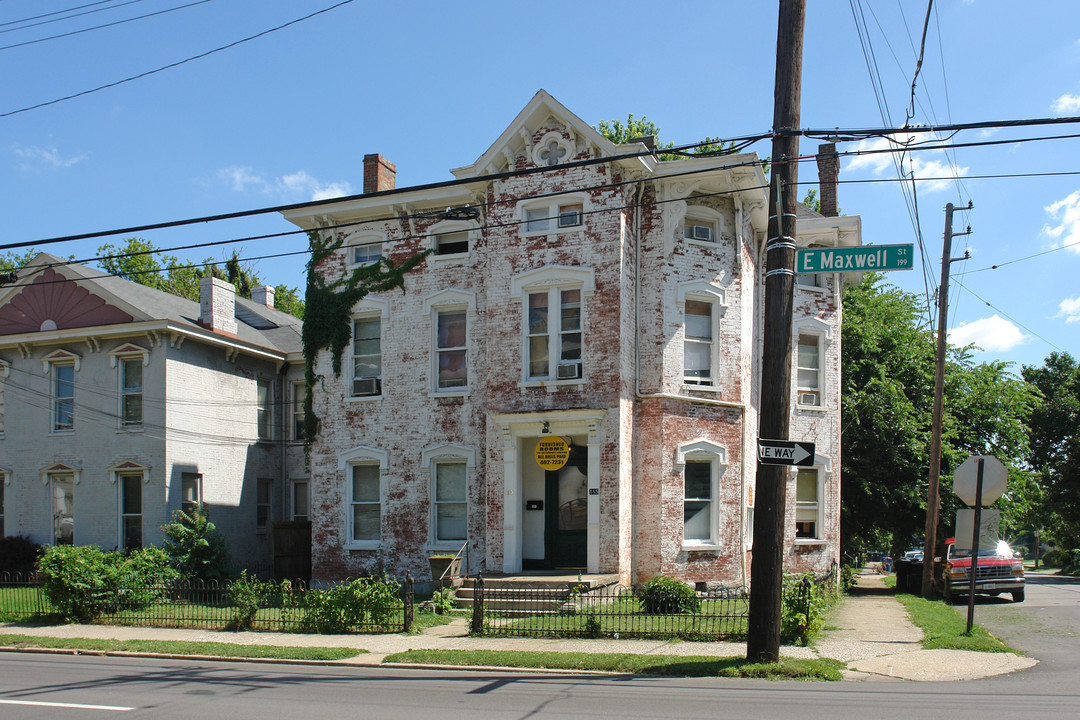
[952,455,1007,506]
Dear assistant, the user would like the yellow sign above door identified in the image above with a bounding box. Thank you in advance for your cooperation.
[535,436,571,471]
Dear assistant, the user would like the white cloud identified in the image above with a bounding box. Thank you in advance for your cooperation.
[215,166,353,201]
[1042,190,1080,254]
[1057,296,1080,323]
[12,143,87,170]
[1051,94,1080,114]
[948,315,1030,352]
[843,135,968,193]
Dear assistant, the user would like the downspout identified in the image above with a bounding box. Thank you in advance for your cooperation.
[631,179,645,584]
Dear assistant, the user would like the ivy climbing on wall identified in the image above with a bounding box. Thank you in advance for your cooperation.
[300,230,431,456]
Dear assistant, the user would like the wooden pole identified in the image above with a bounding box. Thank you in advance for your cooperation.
[747,0,805,663]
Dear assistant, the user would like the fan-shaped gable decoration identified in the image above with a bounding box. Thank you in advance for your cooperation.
[0,269,133,335]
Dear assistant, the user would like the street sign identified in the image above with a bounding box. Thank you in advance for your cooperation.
[796,244,915,273]
[954,509,1000,552]
[757,439,815,467]
[953,455,1007,506]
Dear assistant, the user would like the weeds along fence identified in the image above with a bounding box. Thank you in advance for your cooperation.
[0,571,414,633]
[470,577,751,640]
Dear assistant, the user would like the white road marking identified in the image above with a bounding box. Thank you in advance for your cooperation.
[0,698,134,711]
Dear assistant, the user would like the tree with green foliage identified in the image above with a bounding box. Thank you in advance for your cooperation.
[1022,352,1080,547]
[841,274,1035,556]
[97,238,304,319]
[595,114,735,160]
[161,504,231,581]
[0,249,42,272]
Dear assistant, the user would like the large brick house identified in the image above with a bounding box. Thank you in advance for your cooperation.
[284,91,861,586]
[0,254,306,569]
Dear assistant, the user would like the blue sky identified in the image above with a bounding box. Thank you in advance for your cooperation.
[3,0,1078,371]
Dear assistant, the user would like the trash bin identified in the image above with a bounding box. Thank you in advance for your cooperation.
[882,556,892,573]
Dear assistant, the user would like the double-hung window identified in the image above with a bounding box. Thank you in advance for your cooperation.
[257,478,272,531]
[291,479,309,521]
[53,363,74,432]
[352,316,382,397]
[350,237,382,266]
[527,288,581,380]
[684,300,713,385]
[435,230,469,256]
[436,311,467,389]
[349,464,381,543]
[676,440,726,548]
[797,334,821,406]
[521,196,585,234]
[119,472,142,550]
[120,358,143,427]
[433,462,467,543]
[795,468,821,540]
[181,472,202,515]
[257,379,272,440]
[291,381,306,441]
[682,206,723,246]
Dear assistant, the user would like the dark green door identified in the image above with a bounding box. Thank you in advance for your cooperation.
[544,446,588,569]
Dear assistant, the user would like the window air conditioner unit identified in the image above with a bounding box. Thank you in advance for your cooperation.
[556,362,581,380]
[689,225,713,242]
[558,210,582,228]
[799,391,819,406]
[353,377,381,396]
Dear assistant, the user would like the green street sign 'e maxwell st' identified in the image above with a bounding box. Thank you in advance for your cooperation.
[797,244,915,273]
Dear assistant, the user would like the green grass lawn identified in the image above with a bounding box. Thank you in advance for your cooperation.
[894,593,1019,653]
[0,633,363,660]
[383,649,843,680]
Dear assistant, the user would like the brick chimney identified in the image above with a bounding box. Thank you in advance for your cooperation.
[251,285,275,309]
[815,143,839,217]
[363,153,396,194]
[199,276,237,335]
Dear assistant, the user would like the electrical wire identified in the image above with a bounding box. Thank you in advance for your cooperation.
[951,277,1065,354]
[965,238,1080,274]
[0,0,213,51]
[0,0,146,33]
[0,0,356,118]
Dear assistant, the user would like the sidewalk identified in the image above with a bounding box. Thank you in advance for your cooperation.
[0,572,1037,681]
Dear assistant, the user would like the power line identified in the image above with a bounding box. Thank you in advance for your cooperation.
[0,0,355,118]
[0,0,146,33]
[0,0,213,51]
[966,238,1080,274]
[952,277,1065,354]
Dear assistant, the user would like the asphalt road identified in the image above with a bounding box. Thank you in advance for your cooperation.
[1,652,1078,720]
[954,570,1080,685]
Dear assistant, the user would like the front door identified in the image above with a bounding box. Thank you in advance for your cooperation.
[544,446,587,568]
[52,475,74,546]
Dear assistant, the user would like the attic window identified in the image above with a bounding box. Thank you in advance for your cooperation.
[435,230,469,256]
[523,200,584,234]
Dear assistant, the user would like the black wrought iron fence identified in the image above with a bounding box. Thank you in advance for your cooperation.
[0,571,414,634]
[471,576,751,640]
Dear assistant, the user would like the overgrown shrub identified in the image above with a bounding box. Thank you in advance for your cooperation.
[840,564,858,592]
[1041,549,1066,567]
[430,587,455,615]
[635,576,701,614]
[161,504,231,581]
[227,571,285,631]
[780,571,838,645]
[0,535,43,574]
[301,576,403,633]
[36,545,178,622]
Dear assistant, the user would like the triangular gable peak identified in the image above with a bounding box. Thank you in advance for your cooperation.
[0,266,134,336]
[451,90,649,179]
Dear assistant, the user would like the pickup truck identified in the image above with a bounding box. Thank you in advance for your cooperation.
[935,537,1025,603]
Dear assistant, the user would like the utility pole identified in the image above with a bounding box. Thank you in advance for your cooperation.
[747,0,805,663]
[921,202,971,597]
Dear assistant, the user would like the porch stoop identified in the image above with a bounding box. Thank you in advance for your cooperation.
[454,573,621,613]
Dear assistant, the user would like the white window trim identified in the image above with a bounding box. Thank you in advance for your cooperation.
[290,380,306,442]
[115,355,145,431]
[44,350,79,435]
[510,266,594,388]
[421,443,476,551]
[339,445,388,550]
[675,439,727,550]
[289,477,310,521]
[256,378,273,441]
[0,360,9,438]
[180,472,203,514]
[795,319,831,411]
[517,193,590,238]
[110,462,149,551]
[794,464,826,545]
[423,289,476,397]
[682,205,725,248]
[349,297,390,403]
[346,231,384,269]
[677,280,727,390]
[427,219,478,261]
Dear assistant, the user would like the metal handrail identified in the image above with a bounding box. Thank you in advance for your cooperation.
[439,541,470,586]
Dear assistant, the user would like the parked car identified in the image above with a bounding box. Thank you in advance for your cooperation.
[935,538,1025,603]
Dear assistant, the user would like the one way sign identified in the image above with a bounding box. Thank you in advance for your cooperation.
[757,439,815,467]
